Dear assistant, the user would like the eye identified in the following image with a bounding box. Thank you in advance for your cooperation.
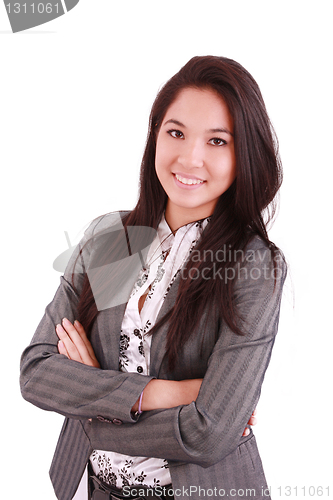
[208,138,227,146]
[167,129,184,139]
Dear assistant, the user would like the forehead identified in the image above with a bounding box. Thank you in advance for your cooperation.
[164,87,233,128]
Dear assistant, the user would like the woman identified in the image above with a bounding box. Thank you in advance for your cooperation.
[20,55,287,500]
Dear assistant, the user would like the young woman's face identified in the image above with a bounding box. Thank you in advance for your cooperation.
[155,87,236,226]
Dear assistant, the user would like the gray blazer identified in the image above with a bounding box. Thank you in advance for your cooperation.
[20,212,287,500]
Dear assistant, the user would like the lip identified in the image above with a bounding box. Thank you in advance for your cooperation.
[173,171,205,181]
[172,173,206,190]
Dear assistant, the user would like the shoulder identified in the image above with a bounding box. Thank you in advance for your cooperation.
[243,235,287,273]
[84,210,131,239]
[63,211,131,277]
[233,235,287,296]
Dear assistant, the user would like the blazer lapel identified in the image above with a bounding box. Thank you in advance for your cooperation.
[149,273,181,377]
[94,303,127,370]
[95,267,181,375]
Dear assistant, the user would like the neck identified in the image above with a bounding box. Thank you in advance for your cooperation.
[165,201,213,233]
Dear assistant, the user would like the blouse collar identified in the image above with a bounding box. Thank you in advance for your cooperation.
[157,213,211,254]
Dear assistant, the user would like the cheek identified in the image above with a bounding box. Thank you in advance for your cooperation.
[155,148,163,170]
[155,156,163,183]
[212,153,236,182]
[155,154,168,190]
[223,149,237,181]
[228,158,237,182]
[155,141,172,177]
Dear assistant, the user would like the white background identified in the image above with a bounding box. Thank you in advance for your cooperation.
[1,1,332,499]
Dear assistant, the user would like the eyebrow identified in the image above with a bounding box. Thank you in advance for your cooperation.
[163,119,234,136]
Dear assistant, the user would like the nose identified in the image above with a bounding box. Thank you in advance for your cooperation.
[178,140,204,169]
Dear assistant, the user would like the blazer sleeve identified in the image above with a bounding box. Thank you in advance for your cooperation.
[19,214,154,424]
[88,242,287,467]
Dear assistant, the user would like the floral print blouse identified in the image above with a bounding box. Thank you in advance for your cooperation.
[90,213,210,488]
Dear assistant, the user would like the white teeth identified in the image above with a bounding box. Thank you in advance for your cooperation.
[175,174,204,185]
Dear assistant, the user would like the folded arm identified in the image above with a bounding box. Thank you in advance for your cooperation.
[20,214,209,424]
[56,317,255,435]
[20,215,155,424]
[20,217,286,466]
[54,240,285,467]
[86,245,287,467]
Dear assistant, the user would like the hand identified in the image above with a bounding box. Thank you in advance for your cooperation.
[132,378,203,413]
[56,318,100,368]
[242,408,257,436]
[132,379,258,437]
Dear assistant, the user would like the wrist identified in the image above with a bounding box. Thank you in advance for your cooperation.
[131,386,145,417]
[138,390,144,414]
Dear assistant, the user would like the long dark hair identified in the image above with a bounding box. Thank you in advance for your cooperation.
[75,56,283,369]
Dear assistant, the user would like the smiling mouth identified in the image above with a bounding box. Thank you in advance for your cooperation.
[174,173,205,185]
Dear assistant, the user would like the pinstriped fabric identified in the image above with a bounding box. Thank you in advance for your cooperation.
[167,435,268,497]
[164,433,270,499]
[50,419,92,500]
[20,213,156,425]
[83,242,285,460]
[20,211,287,500]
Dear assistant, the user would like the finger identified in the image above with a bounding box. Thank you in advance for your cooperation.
[242,427,250,437]
[252,408,257,416]
[61,318,96,366]
[248,415,257,426]
[56,323,83,363]
[74,320,99,362]
[58,340,69,358]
